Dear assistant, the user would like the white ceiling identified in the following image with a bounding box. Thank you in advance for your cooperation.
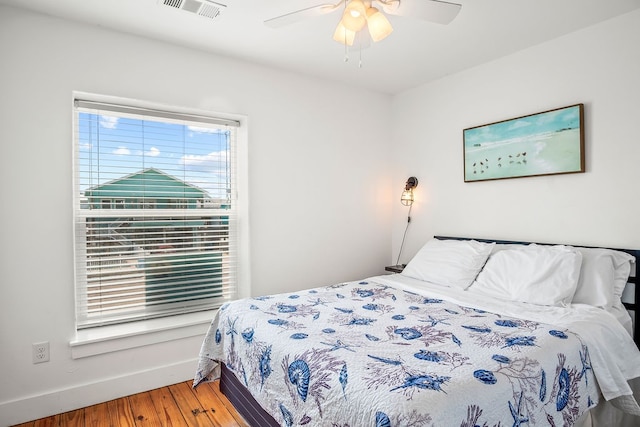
[2,0,639,94]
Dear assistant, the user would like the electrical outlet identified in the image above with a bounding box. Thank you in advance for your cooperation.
[32,341,50,364]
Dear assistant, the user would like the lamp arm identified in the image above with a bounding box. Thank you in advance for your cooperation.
[395,203,413,266]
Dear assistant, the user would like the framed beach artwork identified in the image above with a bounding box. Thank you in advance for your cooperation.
[463,104,585,182]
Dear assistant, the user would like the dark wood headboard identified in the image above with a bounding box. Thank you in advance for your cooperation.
[434,236,639,348]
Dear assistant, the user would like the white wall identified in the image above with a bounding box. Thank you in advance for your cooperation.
[390,9,640,263]
[0,6,392,425]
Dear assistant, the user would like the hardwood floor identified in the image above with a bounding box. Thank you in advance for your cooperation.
[12,380,249,427]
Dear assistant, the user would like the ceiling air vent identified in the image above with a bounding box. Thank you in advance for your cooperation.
[160,0,226,20]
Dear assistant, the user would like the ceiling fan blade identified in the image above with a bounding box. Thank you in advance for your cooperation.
[380,0,462,25]
[265,1,346,28]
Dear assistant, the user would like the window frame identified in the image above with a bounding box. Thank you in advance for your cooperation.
[71,93,250,340]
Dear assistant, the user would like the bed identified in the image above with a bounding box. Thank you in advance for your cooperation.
[194,236,640,426]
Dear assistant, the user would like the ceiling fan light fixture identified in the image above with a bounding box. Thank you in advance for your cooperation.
[366,7,393,42]
[341,0,367,31]
[345,0,366,17]
[333,20,356,46]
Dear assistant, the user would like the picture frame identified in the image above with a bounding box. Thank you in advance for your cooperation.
[463,104,585,182]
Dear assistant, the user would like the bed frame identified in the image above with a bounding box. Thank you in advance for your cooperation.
[220,363,281,427]
[219,236,640,425]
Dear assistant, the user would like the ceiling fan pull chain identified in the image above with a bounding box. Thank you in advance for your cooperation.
[343,0,349,62]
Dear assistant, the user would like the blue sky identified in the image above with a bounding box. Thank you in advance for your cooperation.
[464,105,581,148]
[77,112,231,199]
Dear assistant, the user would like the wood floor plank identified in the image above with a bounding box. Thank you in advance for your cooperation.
[192,381,245,427]
[107,397,136,427]
[59,409,84,427]
[85,401,112,427]
[11,380,246,427]
[33,415,58,427]
[127,390,162,426]
[147,386,186,427]
[168,381,219,427]
[208,380,247,426]
[202,381,249,427]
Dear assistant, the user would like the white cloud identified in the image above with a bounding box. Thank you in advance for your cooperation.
[113,146,131,155]
[181,150,228,172]
[508,120,531,130]
[187,125,222,134]
[146,147,160,157]
[100,115,119,129]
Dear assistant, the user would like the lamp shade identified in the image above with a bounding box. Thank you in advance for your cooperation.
[366,7,393,42]
[400,189,414,206]
[342,0,367,31]
[400,176,418,206]
[333,20,356,46]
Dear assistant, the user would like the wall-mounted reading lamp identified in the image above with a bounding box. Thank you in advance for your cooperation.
[396,176,418,266]
[400,176,418,206]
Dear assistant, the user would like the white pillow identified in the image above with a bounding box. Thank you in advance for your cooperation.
[490,243,520,254]
[401,238,494,290]
[469,244,583,306]
[571,247,635,308]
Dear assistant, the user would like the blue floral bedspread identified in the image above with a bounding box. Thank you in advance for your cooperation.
[194,279,598,426]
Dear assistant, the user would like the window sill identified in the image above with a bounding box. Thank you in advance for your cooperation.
[69,310,216,359]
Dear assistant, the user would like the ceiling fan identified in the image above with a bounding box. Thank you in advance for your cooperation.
[265,0,462,46]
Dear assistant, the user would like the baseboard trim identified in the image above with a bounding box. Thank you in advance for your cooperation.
[0,358,198,426]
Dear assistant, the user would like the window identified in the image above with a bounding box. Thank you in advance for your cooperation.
[73,97,240,329]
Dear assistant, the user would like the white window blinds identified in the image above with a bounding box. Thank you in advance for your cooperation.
[73,99,239,329]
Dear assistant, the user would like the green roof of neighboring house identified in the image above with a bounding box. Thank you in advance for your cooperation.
[84,168,208,200]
